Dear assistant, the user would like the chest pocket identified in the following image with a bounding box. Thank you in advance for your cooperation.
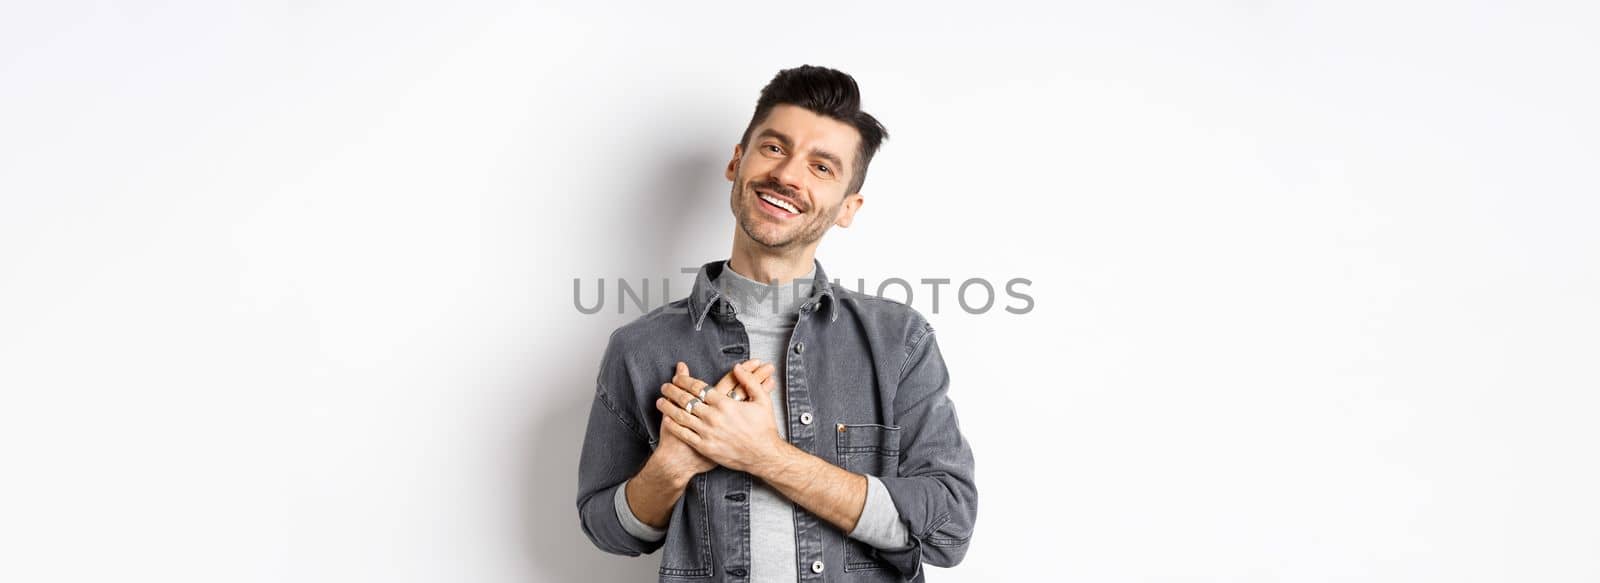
[835,423,902,476]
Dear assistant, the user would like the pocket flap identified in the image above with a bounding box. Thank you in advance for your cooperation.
[835,423,903,455]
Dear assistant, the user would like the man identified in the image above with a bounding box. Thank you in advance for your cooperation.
[576,65,977,582]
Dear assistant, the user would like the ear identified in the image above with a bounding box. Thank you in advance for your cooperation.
[834,192,865,228]
[724,144,743,182]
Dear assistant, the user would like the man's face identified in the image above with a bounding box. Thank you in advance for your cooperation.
[726,104,865,250]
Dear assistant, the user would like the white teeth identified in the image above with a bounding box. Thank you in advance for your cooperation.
[758,192,799,214]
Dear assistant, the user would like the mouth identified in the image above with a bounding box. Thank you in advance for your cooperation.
[754,187,802,218]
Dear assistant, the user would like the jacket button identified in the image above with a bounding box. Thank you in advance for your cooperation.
[799,412,813,425]
[727,567,747,577]
[725,492,746,502]
[793,341,804,354]
[811,560,825,573]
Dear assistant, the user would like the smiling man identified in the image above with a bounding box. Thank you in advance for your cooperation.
[576,65,977,582]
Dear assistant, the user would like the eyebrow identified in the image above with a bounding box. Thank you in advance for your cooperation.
[755,128,848,174]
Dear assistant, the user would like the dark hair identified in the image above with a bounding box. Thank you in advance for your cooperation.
[738,65,889,195]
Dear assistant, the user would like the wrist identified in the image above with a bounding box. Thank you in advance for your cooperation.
[750,439,800,479]
[644,453,694,490]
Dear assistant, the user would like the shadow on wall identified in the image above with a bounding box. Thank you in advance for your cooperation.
[516,119,733,581]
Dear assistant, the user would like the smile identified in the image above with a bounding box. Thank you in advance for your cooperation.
[758,193,799,214]
[755,189,801,215]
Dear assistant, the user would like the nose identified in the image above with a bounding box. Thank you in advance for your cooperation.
[768,153,806,194]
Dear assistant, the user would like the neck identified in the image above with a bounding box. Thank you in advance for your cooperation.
[728,234,818,285]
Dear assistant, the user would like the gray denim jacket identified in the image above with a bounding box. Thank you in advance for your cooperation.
[576,259,978,582]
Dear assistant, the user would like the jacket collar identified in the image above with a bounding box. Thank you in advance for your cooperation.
[689,258,839,330]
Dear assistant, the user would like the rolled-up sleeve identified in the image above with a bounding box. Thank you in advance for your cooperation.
[575,333,664,556]
[848,475,913,551]
[875,324,978,576]
[613,478,668,542]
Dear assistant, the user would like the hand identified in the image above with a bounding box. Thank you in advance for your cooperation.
[676,358,773,402]
[651,410,716,480]
[656,360,784,473]
[649,360,768,480]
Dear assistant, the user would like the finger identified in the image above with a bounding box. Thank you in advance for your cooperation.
[728,368,769,402]
[697,375,727,407]
[660,381,703,409]
[720,360,761,400]
[673,373,710,397]
[720,359,762,386]
[672,363,698,390]
[720,375,747,402]
[730,363,767,404]
[661,382,722,421]
[752,362,776,384]
[657,396,711,434]
[661,414,703,447]
[712,359,762,395]
[713,371,737,396]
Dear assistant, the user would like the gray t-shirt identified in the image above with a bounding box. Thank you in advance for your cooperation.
[719,261,808,581]
[614,260,911,580]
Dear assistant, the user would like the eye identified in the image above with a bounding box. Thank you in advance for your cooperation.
[815,164,831,175]
[764,144,782,154]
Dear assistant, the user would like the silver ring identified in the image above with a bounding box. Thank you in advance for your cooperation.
[697,386,712,400]
[685,397,703,414]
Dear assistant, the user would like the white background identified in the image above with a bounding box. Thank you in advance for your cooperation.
[2,1,1597,581]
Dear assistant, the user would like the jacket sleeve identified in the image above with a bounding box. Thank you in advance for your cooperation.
[575,333,664,556]
[875,323,978,576]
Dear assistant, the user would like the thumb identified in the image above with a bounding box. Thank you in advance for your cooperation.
[676,361,689,377]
